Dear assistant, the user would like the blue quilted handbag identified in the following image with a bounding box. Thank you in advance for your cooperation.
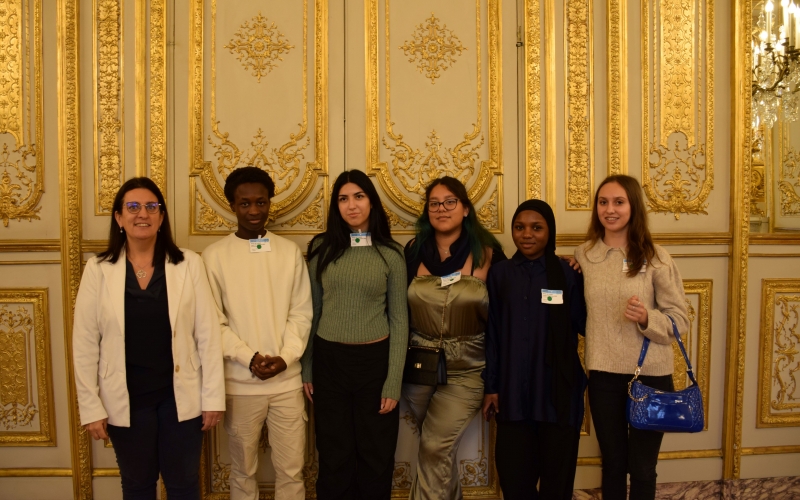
[626,317,704,433]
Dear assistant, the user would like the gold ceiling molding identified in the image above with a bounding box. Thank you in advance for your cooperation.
[400,13,466,84]
[0,0,43,228]
[149,0,167,198]
[758,279,800,427]
[0,289,55,446]
[93,0,123,214]
[679,280,713,430]
[780,146,800,216]
[565,0,593,210]
[367,0,502,223]
[225,12,294,83]
[606,0,627,175]
[58,0,92,495]
[523,0,543,199]
[190,0,327,235]
[642,0,714,220]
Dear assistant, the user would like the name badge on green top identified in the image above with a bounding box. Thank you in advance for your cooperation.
[350,232,372,246]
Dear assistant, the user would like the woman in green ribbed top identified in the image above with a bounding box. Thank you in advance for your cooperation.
[300,169,408,499]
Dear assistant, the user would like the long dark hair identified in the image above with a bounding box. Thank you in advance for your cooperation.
[308,169,400,281]
[585,174,656,276]
[97,177,184,265]
[407,176,501,268]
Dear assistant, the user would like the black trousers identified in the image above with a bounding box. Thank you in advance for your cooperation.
[495,420,580,500]
[106,393,203,500]
[312,336,399,500]
[588,370,674,500]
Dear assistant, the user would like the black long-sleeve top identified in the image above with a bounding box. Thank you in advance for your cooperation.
[484,251,587,429]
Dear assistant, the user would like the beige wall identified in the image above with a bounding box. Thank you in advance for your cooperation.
[0,0,796,498]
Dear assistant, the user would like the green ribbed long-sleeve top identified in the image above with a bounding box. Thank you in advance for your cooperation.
[300,239,409,400]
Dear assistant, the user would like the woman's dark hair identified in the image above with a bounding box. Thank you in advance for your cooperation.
[585,174,656,276]
[407,176,501,268]
[97,177,184,265]
[308,169,400,281]
[224,166,276,204]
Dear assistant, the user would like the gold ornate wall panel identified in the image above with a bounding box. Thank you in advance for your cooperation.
[641,0,714,220]
[0,289,55,446]
[189,0,328,236]
[93,0,123,214]
[607,0,627,175]
[758,279,800,427]
[0,0,43,228]
[524,0,543,200]
[366,0,503,233]
[148,0,167,197]
[564,0,593,210]
[680,280,713,430]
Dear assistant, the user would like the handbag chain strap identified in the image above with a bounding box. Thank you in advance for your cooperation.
[628,315,697,402]
[438,286,451,349]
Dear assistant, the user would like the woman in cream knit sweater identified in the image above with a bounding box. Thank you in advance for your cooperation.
[574,175,689,500]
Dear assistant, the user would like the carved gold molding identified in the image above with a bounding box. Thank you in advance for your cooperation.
[149,0,167,197]
[565,0,593,210]
[642,0,714,220]
[524,0,543,200]
[393,461,413,489]
[225,12,294,82]
[93,0,123,215]
[190,0,327,235]
[758,279,800,427]
[0,0,43,228]
[400,13,466,84]
[681,280,713,430]
[0,289,55,446]
[279,189,324,230]
[367,0,502,225]
[58,0,92,495]
[607,0,627,175]
[779,146,800,216]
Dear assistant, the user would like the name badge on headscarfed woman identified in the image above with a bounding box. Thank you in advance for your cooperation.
[541,289,563,304]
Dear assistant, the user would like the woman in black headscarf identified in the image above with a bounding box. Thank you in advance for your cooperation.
[482,199,587,500]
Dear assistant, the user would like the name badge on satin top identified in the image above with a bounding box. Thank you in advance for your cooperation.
[541,289,564,304]
[441,271,462,287]
[622,259,647,273]
[249,238,271,253]
[350,232,372,246]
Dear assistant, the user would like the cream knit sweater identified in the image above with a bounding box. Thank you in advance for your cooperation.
[574,239,689,376]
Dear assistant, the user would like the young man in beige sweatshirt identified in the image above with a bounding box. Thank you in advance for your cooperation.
[202,167,313,500]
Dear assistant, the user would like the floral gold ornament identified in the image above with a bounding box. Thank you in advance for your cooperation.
[385,206,415,229]
[149,0,167,197]
[780,146,800,215]
[642,0,714,220]
[211,454,231,491]
[607,0,627,175]
[393,462,412,488]
[279,190,324,229]
[225,12,294,82]
[195,190,236,231]
[566,0,593,210]
[477,187,499,230]
[400,13,466,84]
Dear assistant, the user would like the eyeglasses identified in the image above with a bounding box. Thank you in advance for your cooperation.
[427,199,460,212]
[124,202,162,214]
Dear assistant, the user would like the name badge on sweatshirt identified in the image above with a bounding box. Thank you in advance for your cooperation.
[249,238,271,253]
[622,259,647,273]
[350,232,372,246]
[441,271,462,287]
[541,289,564,304]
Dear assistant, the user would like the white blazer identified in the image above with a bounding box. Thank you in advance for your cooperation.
[73,248,226,427]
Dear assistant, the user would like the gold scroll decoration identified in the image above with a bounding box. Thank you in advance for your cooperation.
[400,13,466,84]
[367,0,502,230]
[393,462,413,488]
[677,280,712,430]
[780,146,800,216]
[758,279,800,427]
[190,0,327,235]
[642,0,714,219]
[149,0,167,196]
[0,289,55,446]
[0,0,42,227]
[94,0,123,214]
[607,0,627,175]
[565,0,593,210]
[524,0,543,199]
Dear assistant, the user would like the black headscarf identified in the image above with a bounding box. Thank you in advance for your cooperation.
[513,199,575,424]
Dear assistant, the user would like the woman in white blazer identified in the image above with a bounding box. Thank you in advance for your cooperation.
[73,177,225,500]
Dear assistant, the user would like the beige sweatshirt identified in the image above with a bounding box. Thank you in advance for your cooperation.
[574,239,689,376]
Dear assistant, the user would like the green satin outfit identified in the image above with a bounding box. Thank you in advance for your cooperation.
[403,274,488,500]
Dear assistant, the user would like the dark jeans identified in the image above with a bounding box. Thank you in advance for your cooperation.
[107,393,204,500]
[312,336,399,500]
[588,370,674,500]
[495,420,580,500]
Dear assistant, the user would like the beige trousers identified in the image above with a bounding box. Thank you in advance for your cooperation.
[224,389,307,500]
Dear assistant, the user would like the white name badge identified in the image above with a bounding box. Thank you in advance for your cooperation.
[350,232,372,246]
[441,271,462,287]
[249,238,271,253]
[622,259,647,273]
[541,289,564,304]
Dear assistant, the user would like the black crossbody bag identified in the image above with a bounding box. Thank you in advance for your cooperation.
[402,286,450,386]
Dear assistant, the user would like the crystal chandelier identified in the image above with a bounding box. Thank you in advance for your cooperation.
[753,0,800,129]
